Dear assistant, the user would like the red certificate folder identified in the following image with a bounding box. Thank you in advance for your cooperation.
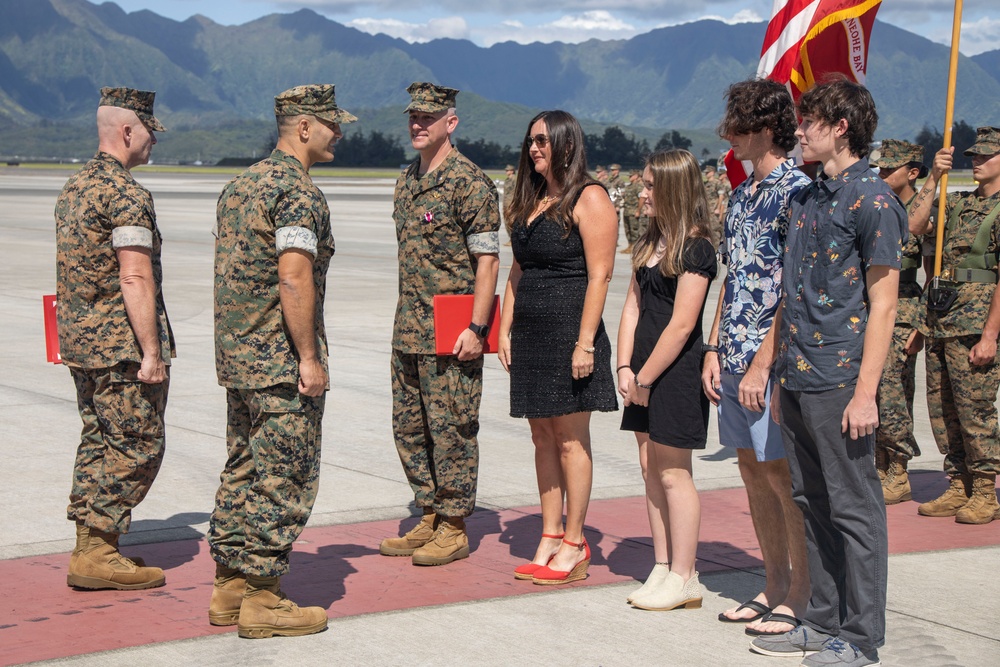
[433,294,500,355]
[43,294,62,364]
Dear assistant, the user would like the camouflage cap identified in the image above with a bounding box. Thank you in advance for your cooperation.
[99,86,166,132]
[609,163,621,170]
[964,126,1000,156]
[872,139,924,169]
[595,165,607,172]
[505,164,515,171]
[629,168,641,176]
[404,82,459,113]
[274,84,357,124]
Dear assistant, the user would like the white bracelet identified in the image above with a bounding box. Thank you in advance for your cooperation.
[575,342,595,353]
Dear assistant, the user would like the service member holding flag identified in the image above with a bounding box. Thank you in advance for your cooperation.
[909,128,1000,525]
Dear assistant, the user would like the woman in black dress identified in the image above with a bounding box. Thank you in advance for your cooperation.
[498,111,618,584]
[617,149,717,610]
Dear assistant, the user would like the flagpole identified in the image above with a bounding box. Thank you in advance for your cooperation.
[933,0,963,277]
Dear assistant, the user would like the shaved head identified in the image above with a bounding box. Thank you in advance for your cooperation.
[97,105,141,140]
[96,105,156,170]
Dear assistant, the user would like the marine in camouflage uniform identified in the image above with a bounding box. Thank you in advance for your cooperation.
[712,165,732,249]
[913,127,1000,524]
[870,139,929,504]
[607,163,625,244]
[381,82,500,566]
[502,164,516,213]
[208,84,355,637]
[56,86,173,591]
[620,169,643,253]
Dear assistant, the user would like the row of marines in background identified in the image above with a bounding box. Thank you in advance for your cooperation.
[54,78,1000,646]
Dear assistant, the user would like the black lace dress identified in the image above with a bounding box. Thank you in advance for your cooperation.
[508,208,618,419]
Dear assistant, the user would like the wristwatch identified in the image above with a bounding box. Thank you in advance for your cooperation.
[468,322,490,339]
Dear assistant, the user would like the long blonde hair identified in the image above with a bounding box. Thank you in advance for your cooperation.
[632,149,712,277]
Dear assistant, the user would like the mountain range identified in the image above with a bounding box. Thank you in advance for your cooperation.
[1,0,997,162]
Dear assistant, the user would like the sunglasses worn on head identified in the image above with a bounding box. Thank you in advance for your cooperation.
[526,134,550,148]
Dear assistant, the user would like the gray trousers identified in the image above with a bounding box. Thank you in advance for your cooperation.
[780,387,887,652]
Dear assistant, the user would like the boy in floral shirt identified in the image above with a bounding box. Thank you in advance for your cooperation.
[752,79,907,667]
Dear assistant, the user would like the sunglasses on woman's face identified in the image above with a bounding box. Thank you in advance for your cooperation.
[526,134,550,148]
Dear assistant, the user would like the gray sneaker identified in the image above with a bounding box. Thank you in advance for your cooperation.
[750,625,834,658]
[801,638,880,666]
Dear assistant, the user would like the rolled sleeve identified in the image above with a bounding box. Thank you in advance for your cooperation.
[467,230,499,255]
[111,225,153,249]
[276,226,318,256]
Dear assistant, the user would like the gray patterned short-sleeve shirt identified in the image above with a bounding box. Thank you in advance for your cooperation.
[776,158,907,391]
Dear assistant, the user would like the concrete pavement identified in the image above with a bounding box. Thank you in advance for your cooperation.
[1,166,997,666]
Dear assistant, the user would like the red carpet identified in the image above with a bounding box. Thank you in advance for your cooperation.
[3,472,997,665]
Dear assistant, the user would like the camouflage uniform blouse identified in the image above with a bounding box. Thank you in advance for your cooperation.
[895,192,925,329]
[55,151,174,369]
[923,190,1000,338]
[393,148,500,355]
[214,149,334,388]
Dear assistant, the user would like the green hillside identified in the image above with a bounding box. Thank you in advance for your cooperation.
[0,0,996,163]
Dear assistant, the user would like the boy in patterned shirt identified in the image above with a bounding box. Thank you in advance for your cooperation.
[752,79,907,667]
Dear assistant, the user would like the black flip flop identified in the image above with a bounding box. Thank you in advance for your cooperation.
[744,612,802,636]
[717,600,771,623]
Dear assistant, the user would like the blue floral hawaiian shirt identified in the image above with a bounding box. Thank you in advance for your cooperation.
[776,158,907,391]
[718,159,811,375]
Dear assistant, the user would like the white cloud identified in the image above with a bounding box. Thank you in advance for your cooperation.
[471,8,763,46]
[550,10,635,32]
[723,9,764,24]
[269,0,768,19]
[957,16,1000,56]
[347,16,470,42]
[475,11,638,46]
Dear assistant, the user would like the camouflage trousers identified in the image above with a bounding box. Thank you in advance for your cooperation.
[624,216,650,245]
[875,324,920,460]
[208,384,324,577]
[67,362,168,535]
[925,335,1000,476]
[391,350,482,518]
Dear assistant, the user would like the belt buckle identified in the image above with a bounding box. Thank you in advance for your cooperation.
[941,268,952,281]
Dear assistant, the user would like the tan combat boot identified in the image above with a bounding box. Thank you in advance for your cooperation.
[882,453,912,505]
[917,475,972,517]
[411,516,469,566]
[875,449,889,485]
[73,523,147,567]
[238,575,328,639]
[208,564,247,626]
[67,527,165,590]
[379,512,437,556]
[955,474,1000,525]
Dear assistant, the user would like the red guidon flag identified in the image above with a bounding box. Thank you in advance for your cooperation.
[725,0,882,187]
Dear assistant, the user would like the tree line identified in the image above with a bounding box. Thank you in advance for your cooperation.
[245,127,696,169]
[913,120,978,171]
[454,127,696,170]
[239,121,980,172]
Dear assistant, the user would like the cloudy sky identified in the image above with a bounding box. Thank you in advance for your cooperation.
[110,0,998,56]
